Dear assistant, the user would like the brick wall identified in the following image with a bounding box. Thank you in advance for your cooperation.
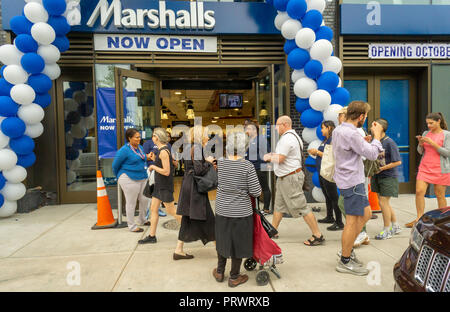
[289,0,339,201]
[0,0,9,46]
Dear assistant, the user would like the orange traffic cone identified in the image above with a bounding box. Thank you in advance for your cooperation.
[368,184,382,213]
[91,170,118,230]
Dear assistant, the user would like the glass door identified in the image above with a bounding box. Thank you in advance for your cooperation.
[114,68,160,148]
[56,70,97,203]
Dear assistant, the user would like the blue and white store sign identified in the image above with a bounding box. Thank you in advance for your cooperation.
[369,43,450,59]
[2,0,279,35]
[94,34,217,52]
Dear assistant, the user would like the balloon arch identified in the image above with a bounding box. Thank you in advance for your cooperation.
[0,0,351,217]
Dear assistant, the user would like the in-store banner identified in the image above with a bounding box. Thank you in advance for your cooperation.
[96,88,136,159]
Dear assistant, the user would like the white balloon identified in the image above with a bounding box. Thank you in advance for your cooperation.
[81,116,95,129]
[3,165,27,183]
[67,170,76,184]
[323,104,343,126]
[10,84,36,106]
[302,127,319,144]
[73,90,87,104]
[309,89,332,112]
[310,39,333,61]
[25,122,44,138]
[294,77,317,99]
[295,28,316,50]
[64,98,79,112]
[0,201,17,218]
[25,0,43,3]
[1,182,26,201]
[274,11,290,31]
[307,0,326,13]
[281,19,302,40]
[0,130,10,149]
[65,132,74,147]
[0,149,18,171]
[338,77,342,88]
[322,56,342,74]
[31,22,56,46]
[18,104,45,125]
[24,2,48,23]
[37,45,61,64]
[3,65,29,85]
[71,124,87,139]
[308,140,322,159]
[69,158,81,171]
[291,69,306,83]
[0,44,24,65]
[42,63,61,80]
[312,187,326,203]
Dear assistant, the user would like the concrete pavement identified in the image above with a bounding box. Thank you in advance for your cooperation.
[0,195,438,292]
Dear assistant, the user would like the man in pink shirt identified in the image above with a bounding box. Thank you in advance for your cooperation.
[332,101,384,276]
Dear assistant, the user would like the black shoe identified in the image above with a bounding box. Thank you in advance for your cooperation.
[318,217,335,224]
[327,223,345,231]
[138,235,157,244]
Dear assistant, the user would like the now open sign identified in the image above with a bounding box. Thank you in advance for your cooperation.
[94,34,217,53]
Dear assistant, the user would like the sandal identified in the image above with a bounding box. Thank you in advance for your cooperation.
[131,227,144,233]
[304,234,325,246]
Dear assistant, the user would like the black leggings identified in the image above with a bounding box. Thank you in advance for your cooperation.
[217,253,243,280]
[318,175,343,224]
[256,170,272,212]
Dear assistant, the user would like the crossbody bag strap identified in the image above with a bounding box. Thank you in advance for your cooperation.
[286,131,304,167]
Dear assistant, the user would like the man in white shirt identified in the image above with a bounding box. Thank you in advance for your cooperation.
[264,116,324,246]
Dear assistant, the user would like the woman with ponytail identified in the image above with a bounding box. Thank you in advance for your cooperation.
[406,112,450,228]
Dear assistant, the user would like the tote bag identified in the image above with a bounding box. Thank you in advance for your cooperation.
[320,144,335,183]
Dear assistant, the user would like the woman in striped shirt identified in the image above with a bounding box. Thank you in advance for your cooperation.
[212,128,262,288]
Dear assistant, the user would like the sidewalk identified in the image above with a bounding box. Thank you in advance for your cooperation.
[0,195,435,292]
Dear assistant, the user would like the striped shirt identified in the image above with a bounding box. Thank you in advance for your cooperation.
[215,158,262,218]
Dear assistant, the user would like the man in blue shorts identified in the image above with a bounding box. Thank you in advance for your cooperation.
[332,101,384,276]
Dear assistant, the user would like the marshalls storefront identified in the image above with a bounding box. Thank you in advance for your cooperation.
[2,0,291,205]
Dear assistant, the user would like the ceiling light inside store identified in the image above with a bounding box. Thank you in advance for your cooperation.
[213,117,220,120]
[175,91,182,95]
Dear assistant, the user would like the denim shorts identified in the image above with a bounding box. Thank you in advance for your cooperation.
[341,183,370,216]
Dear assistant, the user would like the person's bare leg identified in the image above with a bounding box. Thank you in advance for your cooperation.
[379,195,392,228]
[272,211,283,230]
[414,180,428,221]
[149,198,162,237]
[303,212,322,244]
[175,240,186,255]
[434,184,448,209]
[164,201,182,224]
[342,215,359,258]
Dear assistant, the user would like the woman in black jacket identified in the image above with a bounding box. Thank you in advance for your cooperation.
[174,126,216,260]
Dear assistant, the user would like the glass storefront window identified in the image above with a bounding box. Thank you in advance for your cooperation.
[94,64,130,185]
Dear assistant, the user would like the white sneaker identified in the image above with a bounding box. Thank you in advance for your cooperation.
[337,250,363,267]
[336,259,369,276]
[354,231,370,248]
[391,224,402,235]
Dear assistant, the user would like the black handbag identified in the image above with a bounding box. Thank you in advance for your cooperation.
[193,165,218,194]
[255,209,278,238]
[143,180,153,198]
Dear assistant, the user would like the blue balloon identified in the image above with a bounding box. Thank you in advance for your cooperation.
[300,108,323,128]
[10,135,35,155]
[316,125,326,141]
[295,97,311,114]
[87,96,94,108]
[287,0,307,20]
[72,138,87,150]
[0,173,6,190]
[52,35,70,52]
[266,0,274,6]
[69,82,85,91]
[0,79,14,96]
[287,48,310,70]
[304,60,323,79]
[64,88,74,99]
[0,96,19,117]
[317,71,339,92]
[1,117,26,139]
[274,0,290,11]
[330,87,351,106]
[43,0,67,15]
[78,103,93,117]
[10,15,33,35]
[301,10,323,31]
[65,147,79,161]
[66,111,81,125]
[312,171,321,188]
[35,92,52,108]
[28,74,53,93]
[0,194,4,208]
[284,40,297,55]
[17,152,36,168]
[0,65,6,78]
[64,121,71,132]
[21,53,46,75]
[316,26,334,41]
[47,15,71,36]
[14,34,38,53]
[305,156,317,173]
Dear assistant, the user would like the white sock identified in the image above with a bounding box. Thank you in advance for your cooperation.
[384,226,391,233]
